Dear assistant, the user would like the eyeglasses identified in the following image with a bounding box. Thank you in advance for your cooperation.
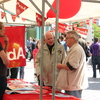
[65,37,73,40]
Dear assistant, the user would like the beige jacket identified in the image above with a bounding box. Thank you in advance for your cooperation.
[56,43,88,90]
[35,42,66,86]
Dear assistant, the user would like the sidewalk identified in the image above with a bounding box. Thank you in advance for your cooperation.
[23,60,100,100]
[82,65,100,100]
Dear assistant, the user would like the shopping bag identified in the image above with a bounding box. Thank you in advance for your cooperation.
[56,69,67,89]
[87,57,92,65]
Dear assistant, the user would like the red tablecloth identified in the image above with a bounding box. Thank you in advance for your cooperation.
[3,92,81,100]
[3,79,81,100]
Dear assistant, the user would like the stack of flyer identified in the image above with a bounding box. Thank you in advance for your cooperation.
[6,79,48,94]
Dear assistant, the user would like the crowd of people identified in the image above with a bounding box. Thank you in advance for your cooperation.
[1,20,100,99]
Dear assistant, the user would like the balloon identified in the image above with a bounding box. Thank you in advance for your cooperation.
[47,0,81,19]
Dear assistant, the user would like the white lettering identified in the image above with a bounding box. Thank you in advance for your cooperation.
[7,47,25,61]
[7,48,16,60]
[17,47,25,59]
[17,2,27,10]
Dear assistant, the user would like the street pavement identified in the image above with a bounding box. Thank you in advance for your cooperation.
[22,60,100,100]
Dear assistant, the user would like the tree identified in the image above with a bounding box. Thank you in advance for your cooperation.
[92,23,100,38]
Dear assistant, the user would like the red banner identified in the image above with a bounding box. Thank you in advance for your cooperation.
[4,26,26,68]
[16,0,28,16]
[74,27,88,36]
[58,23,67,33]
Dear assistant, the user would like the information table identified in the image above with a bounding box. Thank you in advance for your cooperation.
[3,79,81,100]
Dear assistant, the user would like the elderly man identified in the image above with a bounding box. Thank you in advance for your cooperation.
[56,30,88,98]
[35,31,65,87]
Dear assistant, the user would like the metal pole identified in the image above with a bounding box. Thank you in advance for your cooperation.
[44,0,56,13]
[86,19,93,44]
[29,0,42,14]
[52,0,60,100]
[39,0,45,100]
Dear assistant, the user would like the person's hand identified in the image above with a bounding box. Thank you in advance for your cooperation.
[37,75,44,80]
[3,35,9,43]
[37,75,40,79]
[57,63,62,69]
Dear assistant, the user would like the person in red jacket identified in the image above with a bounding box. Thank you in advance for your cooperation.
[33,40,41,68]
[32,40,42,85]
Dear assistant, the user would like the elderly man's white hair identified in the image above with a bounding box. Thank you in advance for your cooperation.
[44,31,54,39]
[66,30,79,41]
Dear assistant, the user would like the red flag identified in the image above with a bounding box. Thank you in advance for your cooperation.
[74,27,88,36]
[1,11,5,19]
[22,18,26,21]
[86,20,90,26]
[93,19,97,24]
[11,15,17,22]
[80,22,84,26]
[47,0,81,19]
[74,24,77,27]
[16,0,28,16]
[58,23,67,33]
[67,25,72,30]
[36,13,48,27]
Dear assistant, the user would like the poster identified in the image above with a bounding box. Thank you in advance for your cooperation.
[4,26,26,68]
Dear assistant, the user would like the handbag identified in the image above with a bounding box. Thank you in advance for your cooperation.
[87,57,92,65]
[86,48,91,57]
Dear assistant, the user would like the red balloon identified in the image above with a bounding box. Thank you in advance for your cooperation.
[47,0,81,19]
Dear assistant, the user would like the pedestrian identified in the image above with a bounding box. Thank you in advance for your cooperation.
[27,37,33,61]
[0,22,10,100]
[35,31,66,87]
[90,37,100,78]
[10,67,18,79]
[18,66,24,79]
[32,40,41,85]
[78,35,90,61]
[59,35,67,52]
[56,30,88,98]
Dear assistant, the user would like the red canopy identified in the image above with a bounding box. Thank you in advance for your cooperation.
[47,0,81,19]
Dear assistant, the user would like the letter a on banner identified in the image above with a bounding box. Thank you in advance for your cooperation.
[16,0,28,16]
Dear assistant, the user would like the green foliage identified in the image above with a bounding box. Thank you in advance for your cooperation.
[92,23,100,38]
